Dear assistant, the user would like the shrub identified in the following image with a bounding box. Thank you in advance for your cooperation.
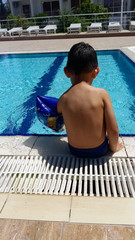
[58,9,85,32]
[32,13,48,27]
[7,14,29,29]
[77,0,109,30]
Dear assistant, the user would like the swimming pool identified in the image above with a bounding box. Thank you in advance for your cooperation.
[0,50,135,136]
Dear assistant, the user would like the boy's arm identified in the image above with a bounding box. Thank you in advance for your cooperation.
[102,90,123,152]
[57,96,62,114]
[57,96,66,130]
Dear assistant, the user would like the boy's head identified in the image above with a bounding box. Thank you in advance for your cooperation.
[66,42,98,75]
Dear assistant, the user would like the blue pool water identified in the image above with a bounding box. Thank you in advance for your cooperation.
[0,50,135,135]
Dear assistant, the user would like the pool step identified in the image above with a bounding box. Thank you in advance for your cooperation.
[0,155,135,197]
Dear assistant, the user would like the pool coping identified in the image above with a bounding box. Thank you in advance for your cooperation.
[0,194,135,225]
[120,47,135,63]
[0,46,135,62]
[0,135,134,157]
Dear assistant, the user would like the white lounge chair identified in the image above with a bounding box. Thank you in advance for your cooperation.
[130,21,135,31]
[26,26,39,35]
[0,28,8,37]
[67,23,81,33]
[87,22,102,32]
[108,22,121,32]
[43,25,57,34]
[8,27,23,37]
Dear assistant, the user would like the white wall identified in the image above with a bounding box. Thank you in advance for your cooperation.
[22,0,31,15]
[61,0,71,11]
[91,0,104,5]
[123,0,133,11]
[37,0,44,14]
[9,0,134,18]
[35,0,71,15]
[9,0,32,16]
[9,0,23,15]
[127,0,131,11]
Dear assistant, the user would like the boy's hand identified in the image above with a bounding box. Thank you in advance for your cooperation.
[62,125,66,131]
[109,141,124,153]
[115,141,124,152]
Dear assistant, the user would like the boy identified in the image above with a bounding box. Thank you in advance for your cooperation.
[57,42,123,157]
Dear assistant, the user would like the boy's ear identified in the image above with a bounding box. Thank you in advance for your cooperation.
[64,67,71,78]
[91,67,100,79]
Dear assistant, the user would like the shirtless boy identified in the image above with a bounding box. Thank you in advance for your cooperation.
[57,42,123,157]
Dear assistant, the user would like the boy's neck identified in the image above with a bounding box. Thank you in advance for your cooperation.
[71,73,93,86]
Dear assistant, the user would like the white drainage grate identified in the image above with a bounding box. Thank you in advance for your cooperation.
[0,156,135,197]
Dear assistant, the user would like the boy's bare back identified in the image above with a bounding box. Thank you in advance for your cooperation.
[60,82,105,148]
[58,81,106,148]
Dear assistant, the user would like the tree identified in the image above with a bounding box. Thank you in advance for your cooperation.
[77,0,109,30]
[77,0,108,14]
[0,0,10,19]
[58,8,82,32]
[7,14,29,28]
[0,0,6,18]
[33,13,48,27]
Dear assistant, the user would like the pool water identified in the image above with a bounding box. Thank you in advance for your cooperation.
[0,50,135,135]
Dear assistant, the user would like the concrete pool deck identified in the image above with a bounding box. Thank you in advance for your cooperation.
[0,35,135,53]
[0,36,135,239]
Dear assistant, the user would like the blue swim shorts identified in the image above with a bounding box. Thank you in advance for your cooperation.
[68,137,108,158]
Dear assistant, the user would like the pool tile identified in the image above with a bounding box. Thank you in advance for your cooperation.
[122,137,135,157]
[0,193,8,213]
[110,148,127,157]
[61,223,107,240]
[122,137,135,146]
[106,149,127,157]
[0,136,37,155]
[35,221,63,240]
[70,197,135,225]
[0,194,71,222]
[105,137,127,157]
[0,219,63,240]
[30,136,71,156]
[0,218,38,240]
[125,146,135,157]
[107,225,135,240]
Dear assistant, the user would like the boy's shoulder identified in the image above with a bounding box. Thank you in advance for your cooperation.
[91,87,111,103]
[90,86,109,95]
[58,88,70,105]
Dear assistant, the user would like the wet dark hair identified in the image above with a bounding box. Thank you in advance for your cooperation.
[66,42,98,75]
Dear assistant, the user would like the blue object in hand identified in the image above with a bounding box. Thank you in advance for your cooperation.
[36,95,64,132]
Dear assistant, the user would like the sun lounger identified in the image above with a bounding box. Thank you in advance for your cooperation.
[108,22,121,32]
[67,23,81,33]
[8,27,23,37]
[130,21,135,31]
[87,22,102,32]
[0,28,8,37]
[26,26,39,35]
[43,25,57,34]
